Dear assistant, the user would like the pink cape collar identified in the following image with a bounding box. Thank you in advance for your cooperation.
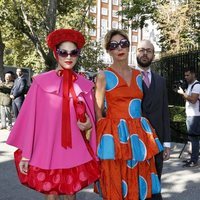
[33,70,94,96]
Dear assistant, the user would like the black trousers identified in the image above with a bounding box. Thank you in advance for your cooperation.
[12,99,24,119]
[186,116,200,163]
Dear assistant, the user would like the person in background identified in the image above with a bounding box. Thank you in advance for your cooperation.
[178,68,200,167]
[135,40,171,200]
[10,68,27,119]
[95,29,163,200]
[7,29,99,200]
[0,73,14,130]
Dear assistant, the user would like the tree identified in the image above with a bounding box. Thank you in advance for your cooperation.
[0,0,102,72]
[119,0,155,30]
[77,40,104,72]
[0,30,5,79]
[120,0,199,54]
[186,0,200,45]
[1,0,59,70]
[153,0,199,53]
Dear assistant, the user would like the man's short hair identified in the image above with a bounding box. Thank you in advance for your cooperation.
[184,67,196,75]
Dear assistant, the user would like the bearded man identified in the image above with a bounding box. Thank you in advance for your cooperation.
[135,40,171,200]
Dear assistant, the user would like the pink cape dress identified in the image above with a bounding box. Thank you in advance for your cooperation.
[7,70,99,195]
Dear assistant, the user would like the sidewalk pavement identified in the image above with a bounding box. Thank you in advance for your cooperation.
[1,129,200,200]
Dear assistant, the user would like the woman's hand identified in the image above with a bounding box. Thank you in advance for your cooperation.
[19,158,29,175]
[77,114,92,131]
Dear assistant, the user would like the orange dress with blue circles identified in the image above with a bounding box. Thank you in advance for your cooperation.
[95,68,163,200]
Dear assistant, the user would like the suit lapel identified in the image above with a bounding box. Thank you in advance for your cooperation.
[150,72,162,110]
[142,72,157,113]
[149,72,156,111]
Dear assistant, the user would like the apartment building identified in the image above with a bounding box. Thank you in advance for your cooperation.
[89,0,140,66]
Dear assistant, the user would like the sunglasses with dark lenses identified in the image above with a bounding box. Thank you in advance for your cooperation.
[108,39,130,50]
[56,49,80,57]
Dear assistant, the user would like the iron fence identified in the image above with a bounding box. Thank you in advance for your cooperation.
[151,49,200,106]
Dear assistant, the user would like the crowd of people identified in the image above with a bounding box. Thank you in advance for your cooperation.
[0,68,27,130]
[5,28,199,200]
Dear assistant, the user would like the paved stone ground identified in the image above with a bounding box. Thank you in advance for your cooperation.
[0,130,200,200]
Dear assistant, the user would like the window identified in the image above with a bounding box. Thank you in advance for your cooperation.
[102,0,108,3]
[90,6,96,13]
[92,18,97,25]
[102,8,108,15]
[132,35,138,42]
[101,19,108,28]
[113,0,119,5]
[101,19,108,36]
[90,29,96,37]
[112,10,118,18]
[132,46,136,53]
[112,21,118,29]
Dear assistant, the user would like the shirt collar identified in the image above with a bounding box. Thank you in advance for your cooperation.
[135,66,151,73]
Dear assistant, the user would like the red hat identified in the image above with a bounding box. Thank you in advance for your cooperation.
[47,29,85,50]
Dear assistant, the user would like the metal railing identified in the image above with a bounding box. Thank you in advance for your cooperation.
[151,48,200,106]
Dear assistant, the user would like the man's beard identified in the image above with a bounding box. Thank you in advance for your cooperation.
[136,56,153,68]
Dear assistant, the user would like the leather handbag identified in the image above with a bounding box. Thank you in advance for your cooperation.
[70,86,98,162]
[74,100,87,123]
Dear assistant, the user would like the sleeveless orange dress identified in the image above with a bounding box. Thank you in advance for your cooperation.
[96,68,163,200]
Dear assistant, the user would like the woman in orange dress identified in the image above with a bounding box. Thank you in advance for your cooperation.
[95,29,163,200]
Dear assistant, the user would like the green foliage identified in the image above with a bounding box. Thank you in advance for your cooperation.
[120,0,155,29]
[77,40,104,72]
[0,0,101,73]
[169,105,186,122]
[120,0,199,54]
[169,105,187,143]
[153,0,200,53]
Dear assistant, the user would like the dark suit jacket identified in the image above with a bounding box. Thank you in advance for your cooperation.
[142,71,171,144]
[10,76,27,102]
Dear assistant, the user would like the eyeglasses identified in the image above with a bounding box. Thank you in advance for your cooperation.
[137,48,154,54]
[56,49,80,57]
[108,39,130,50]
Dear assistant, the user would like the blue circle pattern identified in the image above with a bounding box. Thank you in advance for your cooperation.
[130,135,147,161]
[97,70,161,198]
[139,176,148,200]
[129,99,142,118]
[118,119,130,144]
[97,134,115,159]
[141,117,152,134]
[127,159,138,169]
[155,138,164,152]
[151,173,161,194]
[122,180,128,198]
[136,74,143,91]
[104,70,119,91]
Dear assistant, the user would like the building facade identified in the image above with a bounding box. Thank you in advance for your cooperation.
[89,0,140,66]
[88,0,160,66]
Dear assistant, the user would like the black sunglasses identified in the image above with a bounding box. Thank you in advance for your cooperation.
[108,39,130,50]
[56,49,80,57]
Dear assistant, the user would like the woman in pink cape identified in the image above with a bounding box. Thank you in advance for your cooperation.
[7,29,99,200]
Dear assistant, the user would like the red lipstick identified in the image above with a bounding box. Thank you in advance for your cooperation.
[118,53,125,56]
[65,61,73,65]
